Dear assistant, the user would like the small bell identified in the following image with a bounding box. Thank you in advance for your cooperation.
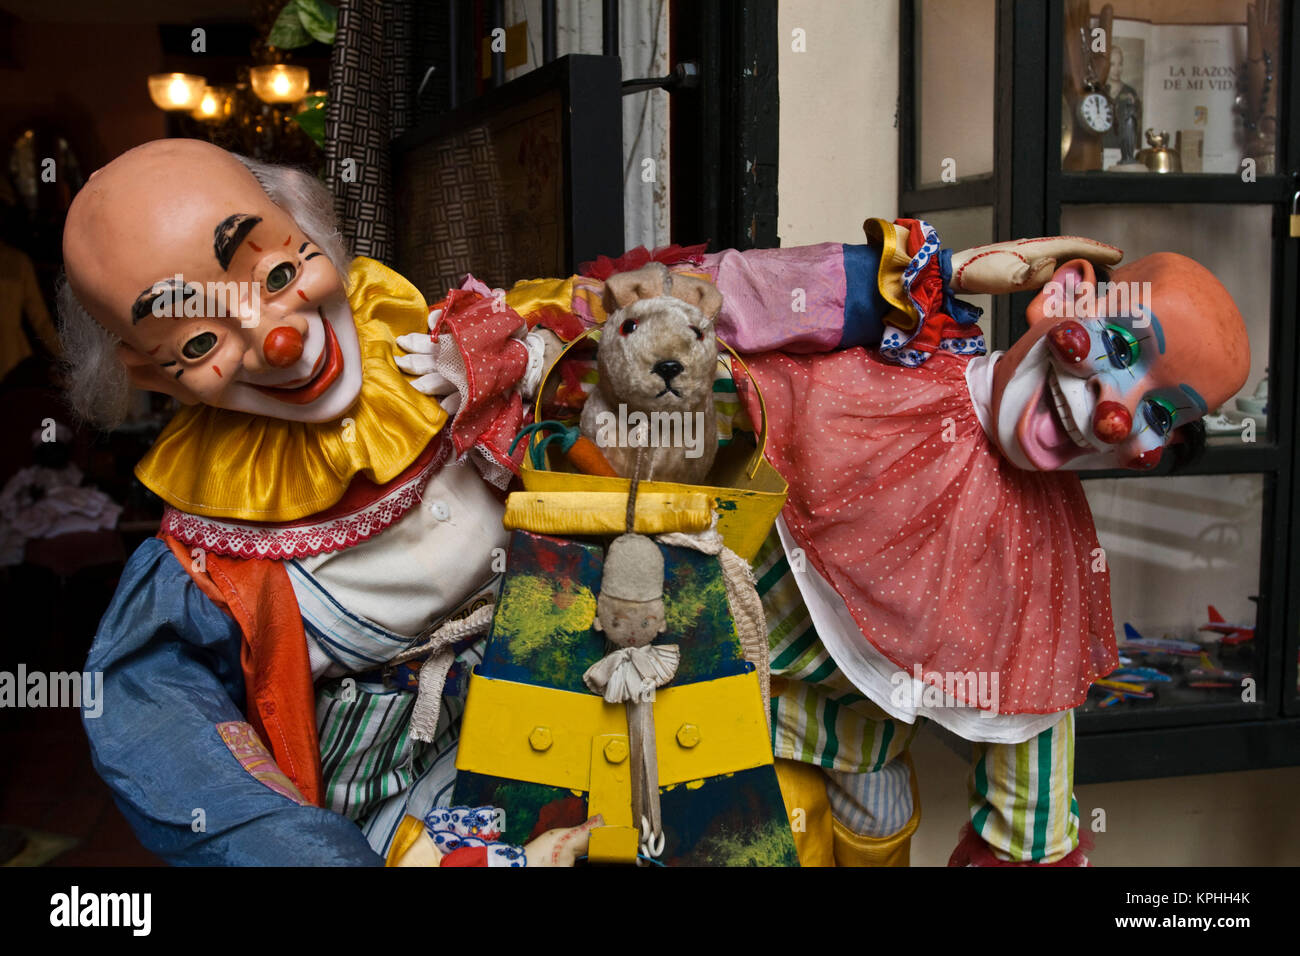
[1136,129,1182,173]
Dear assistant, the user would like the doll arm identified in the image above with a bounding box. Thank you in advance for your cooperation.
[394,282,538,489]
[83,539,383,866]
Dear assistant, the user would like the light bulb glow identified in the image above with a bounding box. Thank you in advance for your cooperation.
[149,73,207,111]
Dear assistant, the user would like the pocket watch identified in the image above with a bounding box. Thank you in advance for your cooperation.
[1075,26,1114,134]
[1077,85,1114,133]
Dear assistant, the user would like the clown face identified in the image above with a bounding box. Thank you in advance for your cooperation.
[63,140,362,423]
[990,254,1250,472]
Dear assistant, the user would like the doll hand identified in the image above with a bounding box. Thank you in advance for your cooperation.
[394,308,463,410]
[519,327,566,400]
[948,238,1122,294]
[522,814,603,867]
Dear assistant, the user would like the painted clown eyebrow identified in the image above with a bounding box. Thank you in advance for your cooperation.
[213,213,263,271]
[131,277,187,323]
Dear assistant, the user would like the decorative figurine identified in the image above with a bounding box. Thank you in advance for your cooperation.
[1105,43,1146,172]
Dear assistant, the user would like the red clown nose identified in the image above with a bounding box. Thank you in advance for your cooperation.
[1093,401,1132,443]
[1127,447,1163,470]
[1047,321,1089,366]
[263,326,304,367]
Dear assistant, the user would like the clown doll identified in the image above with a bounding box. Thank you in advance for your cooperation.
[448,229,1249,867]
[60,139,591,865]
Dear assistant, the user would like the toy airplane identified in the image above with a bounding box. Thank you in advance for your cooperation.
[1186,652,1250,688]
[1199,605,1255,647]
[1117,623,1202,656]
[1110,666,1172,683]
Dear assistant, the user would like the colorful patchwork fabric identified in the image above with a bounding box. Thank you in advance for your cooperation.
[217,721,312,807]
[879,219,986,368]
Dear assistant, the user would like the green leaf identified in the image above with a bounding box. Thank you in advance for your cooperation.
[292,94,328,148]
[268,1,312,49]
[296,0,339,45]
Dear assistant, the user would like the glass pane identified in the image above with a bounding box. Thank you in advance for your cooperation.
[1062,0,1282,174]
[915,0,996,186]
[1082,473,1264,716]
[1059,203,1271,438]
[921,206,994,340]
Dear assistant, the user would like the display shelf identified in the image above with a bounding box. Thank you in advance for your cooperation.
[1057,172,1293,203]
[900,0,1300,779]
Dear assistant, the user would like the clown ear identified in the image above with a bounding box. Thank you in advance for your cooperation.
[116,343,197,403]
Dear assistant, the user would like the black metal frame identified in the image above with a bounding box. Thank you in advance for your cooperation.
[899,0,1300,781]
[669,0,779,251]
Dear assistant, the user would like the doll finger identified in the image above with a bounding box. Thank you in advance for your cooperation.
[395,351,438,376]
[1019,257,1057,291]
[437,390,463,416]
[410,372,454,397]
[425,307,444,330]
[395,332,435,354]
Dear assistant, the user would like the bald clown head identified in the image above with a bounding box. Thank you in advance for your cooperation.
[990,252,1251,471]
[62,139,359,423]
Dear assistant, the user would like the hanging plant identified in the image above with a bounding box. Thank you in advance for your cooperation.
[293,93,329,149]
[268,1,339,149]
[269,0,339,48]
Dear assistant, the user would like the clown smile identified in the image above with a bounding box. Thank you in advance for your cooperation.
[1018,367,1094,470]
[252,311,344,405]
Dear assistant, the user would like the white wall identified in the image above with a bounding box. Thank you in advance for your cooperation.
[777,0,899,245]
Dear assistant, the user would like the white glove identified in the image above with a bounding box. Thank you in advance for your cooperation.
[394,308,464,416]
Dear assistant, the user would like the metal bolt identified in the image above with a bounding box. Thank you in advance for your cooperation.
[529,726,553,752]
[676,723,701,748]
[603,738,629,763]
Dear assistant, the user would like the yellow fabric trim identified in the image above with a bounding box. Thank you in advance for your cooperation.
[773,758,836,867]
[455,671,773,790]
[864,218,920,332]
[505,276,576,322]
[386,814,437,867]
[133,257,448,522]
[831,752,922,867]
[502,491,714,536]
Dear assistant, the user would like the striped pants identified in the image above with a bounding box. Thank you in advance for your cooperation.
[757,531,1080,864]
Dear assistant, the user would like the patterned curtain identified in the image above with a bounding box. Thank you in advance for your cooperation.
[324,0,414,262]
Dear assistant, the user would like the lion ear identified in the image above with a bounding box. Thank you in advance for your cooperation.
[601,263,723,321]
[667,274,722,321]
[602,263,671,313]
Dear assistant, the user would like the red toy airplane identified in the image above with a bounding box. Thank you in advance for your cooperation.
[1199,605,1255,647]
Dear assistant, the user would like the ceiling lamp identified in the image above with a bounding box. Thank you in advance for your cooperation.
[191,86,235,123]
[250,64,310,104]
[147,73,208,111]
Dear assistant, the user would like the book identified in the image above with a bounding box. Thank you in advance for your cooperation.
[1104,17,1247,174]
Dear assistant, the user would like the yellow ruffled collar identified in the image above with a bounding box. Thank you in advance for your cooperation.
[134,257,448,522]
